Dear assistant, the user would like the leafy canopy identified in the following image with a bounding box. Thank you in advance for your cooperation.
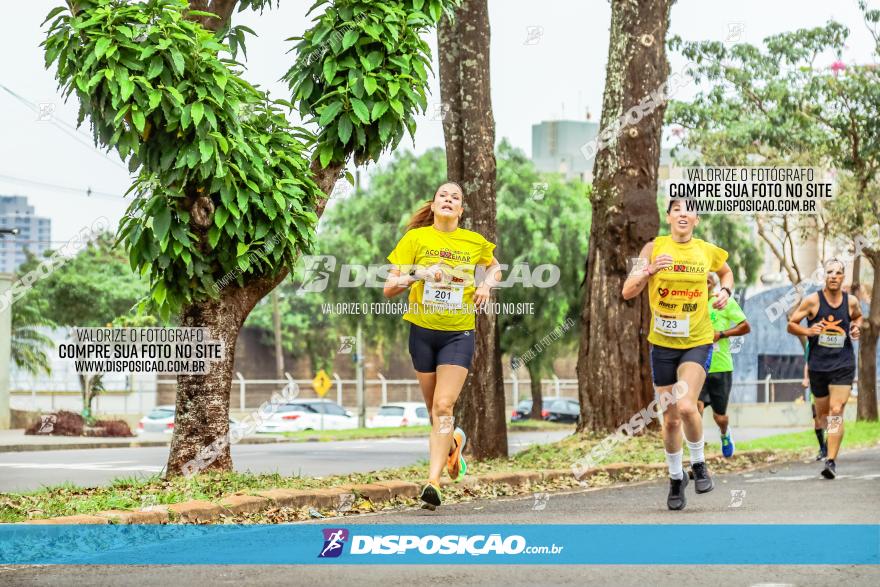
[43,0,323,320]
[285,0,455,167]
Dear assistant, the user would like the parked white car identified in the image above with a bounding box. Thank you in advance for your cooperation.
[255,399,357,433]
[136,405,249,436]
[367,402,430,428]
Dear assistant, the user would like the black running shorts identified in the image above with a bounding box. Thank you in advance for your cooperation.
[649,344,713,388]
[408,322,475,372]
[808,367,855,399]
[699,371,733,415]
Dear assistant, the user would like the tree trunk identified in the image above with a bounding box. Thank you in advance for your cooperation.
[857,248,880,421]
[576,0,671,432]
[438,0,507,460]
[166,273,284,476]
[527,361,543,420]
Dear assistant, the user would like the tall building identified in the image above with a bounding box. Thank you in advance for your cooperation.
[0,195,52,274]
[531,119,673,182]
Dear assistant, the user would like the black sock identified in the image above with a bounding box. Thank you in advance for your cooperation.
[815,428,825,447]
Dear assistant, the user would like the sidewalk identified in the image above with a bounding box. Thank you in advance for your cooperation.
[0,429,290,452]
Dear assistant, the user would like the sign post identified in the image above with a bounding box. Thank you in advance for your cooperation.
[312,369,332,431]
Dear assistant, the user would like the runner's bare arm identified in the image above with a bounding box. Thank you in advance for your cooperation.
[722,319,751,338]
[383,266,416,299]
[475,256,502,305]
[787,294,822,337]
[622,241,670,300]
[849,295,863,340]
[712,263,734,309]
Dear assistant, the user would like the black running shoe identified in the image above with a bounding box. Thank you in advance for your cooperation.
[816,444,828,461]
[420,482,442,508]
[821,459,836,479]
[667,473,688,510]
[691,461,715,494]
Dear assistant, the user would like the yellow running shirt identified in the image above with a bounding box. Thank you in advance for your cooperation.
[647,235,729,349]
[387,225,496,331]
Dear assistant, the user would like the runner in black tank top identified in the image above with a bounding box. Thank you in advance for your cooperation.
[787,260,862,479]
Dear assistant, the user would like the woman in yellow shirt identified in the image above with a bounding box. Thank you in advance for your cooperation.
[622,198,735,510]
[383,182,502,509]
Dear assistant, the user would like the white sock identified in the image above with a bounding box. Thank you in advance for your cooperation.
[665,450,683,479]
[686,436,705,464]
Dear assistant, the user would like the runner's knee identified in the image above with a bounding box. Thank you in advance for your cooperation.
[433,397,454,416]
[677,399,698,417]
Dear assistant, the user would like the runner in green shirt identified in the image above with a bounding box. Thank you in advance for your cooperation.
[697,273,751,457]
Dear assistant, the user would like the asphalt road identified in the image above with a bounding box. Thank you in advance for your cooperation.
[0,430,570,492]
[2,447,877,586]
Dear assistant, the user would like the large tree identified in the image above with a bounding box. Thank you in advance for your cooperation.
[44,0,457,475]
[437,0,505,459]
[576,0,672,432]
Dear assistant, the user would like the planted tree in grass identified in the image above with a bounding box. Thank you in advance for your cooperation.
[43,0,457,475]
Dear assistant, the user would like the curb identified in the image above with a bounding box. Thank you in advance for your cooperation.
[15,450,775,525]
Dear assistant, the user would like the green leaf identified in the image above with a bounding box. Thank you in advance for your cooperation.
[319,144,333,167]
[207,225,221,248]
[351,98,370,124]
[364,76,378,95]
[337,115,353,143]
[119,75,135,101]
[237,242,249,257]
[191,102,204,126]
[153,206,171,243]
[371,101,389,121]
[131,109,146,133]
[170,49,185,76]
[323,58,338,83]
[199,140,213,163]
[388,81,400,97]
[215,206,229,229]
[318,100,343,125]
[148,90,162,110]
[366,51,383,70]
[94,37,112,59]
[146,57,163,79]
[389,98,404,116]
[342,29,359,50]
[379,116,393,141]
[153,280,167,306]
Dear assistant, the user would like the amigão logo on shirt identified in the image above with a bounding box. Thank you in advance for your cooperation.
[670,288,702,300]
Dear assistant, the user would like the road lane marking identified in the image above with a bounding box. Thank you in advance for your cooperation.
[0,462,163,472]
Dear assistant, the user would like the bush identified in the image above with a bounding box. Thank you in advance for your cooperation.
[24,411,83,436]
[91,420,135,438]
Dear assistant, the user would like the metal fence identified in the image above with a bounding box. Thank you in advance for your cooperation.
[9,374,864,417]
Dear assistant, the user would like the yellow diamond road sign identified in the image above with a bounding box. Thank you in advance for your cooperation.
[312,369,332,397]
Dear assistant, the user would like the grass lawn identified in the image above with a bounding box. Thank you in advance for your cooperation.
[2,421,877,523]
[276,419,572,441]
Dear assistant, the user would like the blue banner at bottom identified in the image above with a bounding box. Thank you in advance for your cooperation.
[1,524,877,565]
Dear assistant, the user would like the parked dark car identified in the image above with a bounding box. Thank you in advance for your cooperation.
[511,398,579,423]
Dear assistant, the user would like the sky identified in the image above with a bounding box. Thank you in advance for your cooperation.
[0,0,877,246]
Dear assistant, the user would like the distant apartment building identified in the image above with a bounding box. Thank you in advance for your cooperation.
[0,195,52,273]
[531,119,673,182]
